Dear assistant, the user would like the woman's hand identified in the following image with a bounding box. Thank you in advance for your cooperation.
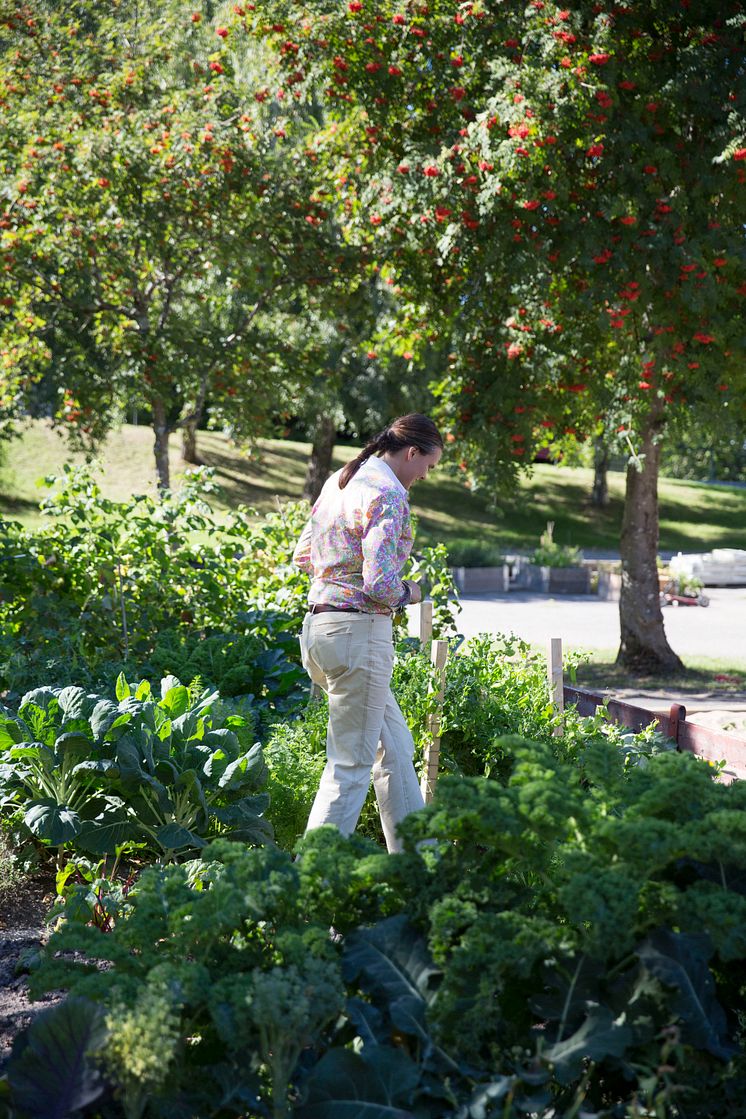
[406,579,422,605]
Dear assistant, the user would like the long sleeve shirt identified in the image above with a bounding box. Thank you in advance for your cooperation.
[292,455,413,614]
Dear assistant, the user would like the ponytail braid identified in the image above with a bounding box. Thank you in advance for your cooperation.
[338,430,390,489]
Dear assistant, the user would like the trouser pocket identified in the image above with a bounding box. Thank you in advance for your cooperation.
[309,619,354,677]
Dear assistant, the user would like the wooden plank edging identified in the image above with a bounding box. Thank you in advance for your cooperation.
[563,684,746,782]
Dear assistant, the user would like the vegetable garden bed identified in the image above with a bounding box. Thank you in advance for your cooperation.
[2,480,746,1117]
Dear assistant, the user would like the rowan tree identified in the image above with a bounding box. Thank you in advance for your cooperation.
[0,0,360,488]
[254,0,746,672]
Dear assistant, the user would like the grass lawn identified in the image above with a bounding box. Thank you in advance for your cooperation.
[2,420,746,556]
[573,651,746,696]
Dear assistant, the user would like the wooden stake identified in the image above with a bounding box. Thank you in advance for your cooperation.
[547,637,564,734]
[419,599,433,649]
[421,638,448,804]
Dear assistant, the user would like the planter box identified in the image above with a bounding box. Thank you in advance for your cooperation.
[514,564,591,594]
[547,566,591,594]
[451,565,510,593]
[597,571,622,600]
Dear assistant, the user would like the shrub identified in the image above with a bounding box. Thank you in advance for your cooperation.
[445,537,506,567]
[532,519,583,568]
[263,702,327,851]
[0,466,311,697]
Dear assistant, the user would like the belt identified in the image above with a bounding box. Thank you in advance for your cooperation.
[308,603,362,615]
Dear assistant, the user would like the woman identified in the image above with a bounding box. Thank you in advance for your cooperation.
[292,413,444,853]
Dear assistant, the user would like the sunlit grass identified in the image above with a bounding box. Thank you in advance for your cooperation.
[2,421,745,557]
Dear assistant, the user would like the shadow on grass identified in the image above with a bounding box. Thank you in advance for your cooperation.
[0,494,39,518]
[195,443,307,509]
[413,467,624,553]
[575,659,746,697]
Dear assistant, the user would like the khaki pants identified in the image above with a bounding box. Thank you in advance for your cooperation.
[299,611,424,853]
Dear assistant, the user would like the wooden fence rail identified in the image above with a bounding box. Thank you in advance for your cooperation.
[562,683,746,783]
[414,625,746,803]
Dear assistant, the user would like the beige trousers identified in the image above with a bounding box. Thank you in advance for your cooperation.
[299,611,424,853]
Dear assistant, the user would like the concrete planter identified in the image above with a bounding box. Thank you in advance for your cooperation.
[515,564,591,594]
[451,565,510,593]
[596,571,622,600]
[547,566,591,594]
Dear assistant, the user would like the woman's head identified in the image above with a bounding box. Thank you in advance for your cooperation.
[339,413,444,490]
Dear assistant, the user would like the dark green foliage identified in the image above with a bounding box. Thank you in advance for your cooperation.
[6,998,107,1119]
[263,703,328,852]
[392,633,672,783]
[8,727,746,1118]
[25,835,393,1119]
[444,538,506,568]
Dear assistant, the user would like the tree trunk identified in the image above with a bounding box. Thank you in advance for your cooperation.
[152,397,171,492]
[616,411,683,674]
[302,416,337,503]
[591,435,609,507]
[180,374,209,465]
[181,418,201,465]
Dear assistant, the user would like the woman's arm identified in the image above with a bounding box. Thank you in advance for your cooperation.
[361,493,412,609]
[292,517,313,574]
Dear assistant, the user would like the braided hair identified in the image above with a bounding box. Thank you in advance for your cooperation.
[339,413,444,489]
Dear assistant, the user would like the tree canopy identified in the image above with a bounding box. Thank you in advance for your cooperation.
[250,0,746,669]
[0,0,364,487]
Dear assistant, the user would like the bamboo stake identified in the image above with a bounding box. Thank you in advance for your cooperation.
[419,599,433,649]
[421,638,448,804]
[547,637,564,735]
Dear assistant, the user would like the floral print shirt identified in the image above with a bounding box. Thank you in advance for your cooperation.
[292,455,413,614]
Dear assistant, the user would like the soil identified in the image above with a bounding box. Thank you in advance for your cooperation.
[0,873,63,1070]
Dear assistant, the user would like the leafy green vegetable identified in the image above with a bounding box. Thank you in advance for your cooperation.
[7,998,107,1119]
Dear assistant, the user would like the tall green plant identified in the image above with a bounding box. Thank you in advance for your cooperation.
[0,468,310,695]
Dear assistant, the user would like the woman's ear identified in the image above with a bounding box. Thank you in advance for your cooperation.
[407,446,418,461]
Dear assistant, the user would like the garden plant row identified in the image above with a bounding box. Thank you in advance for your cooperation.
[0,474,745,1118]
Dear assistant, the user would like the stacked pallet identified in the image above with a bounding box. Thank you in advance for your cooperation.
[669,548,746,586]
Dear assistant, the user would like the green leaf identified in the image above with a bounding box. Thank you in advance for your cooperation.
[19,688,58,712]
[161,685,189,718]
[637,929,738,1059]
[89,700,120,742]
[155,822,206,853]
[343,916,440,1009]
[455,1079,514,1119]
[296,1049,414,1119]
[218,743,267,791]
[57,687,89,720]
[54,732,92,759]
[544,1005,632,1084]
[135,679,152,701]
[77,813,136,856]
[0,719,24,749]
[108,713,134,733]
[346,998,388,1048]
[71,759,118,776]
[115,672,131,701]
[7,997,107,1119]
[160,674,182,697]
[24,800,82,846]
